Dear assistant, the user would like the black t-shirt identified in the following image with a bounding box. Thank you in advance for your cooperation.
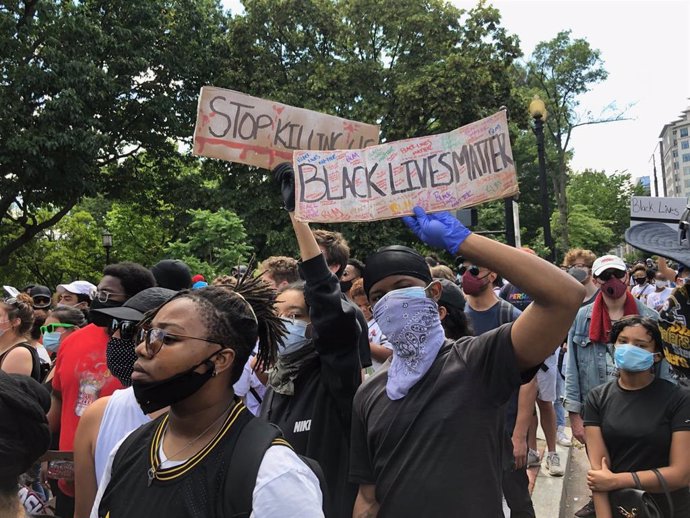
[350,323,530,518]
[584,378,690,517]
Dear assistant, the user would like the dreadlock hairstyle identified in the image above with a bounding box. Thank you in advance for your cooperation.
[140,262,286,385]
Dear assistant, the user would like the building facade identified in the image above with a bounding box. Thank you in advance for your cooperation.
[659,106,690,197]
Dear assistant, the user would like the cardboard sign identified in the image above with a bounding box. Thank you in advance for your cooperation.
[630,196,688,229]
[293,111,518,222]
[193,86,380,169]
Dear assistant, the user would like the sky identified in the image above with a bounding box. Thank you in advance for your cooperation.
[221,0,690,183]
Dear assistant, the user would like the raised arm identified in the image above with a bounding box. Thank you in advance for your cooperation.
[403,207,584,370]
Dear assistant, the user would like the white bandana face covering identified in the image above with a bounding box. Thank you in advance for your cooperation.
[373,287,445,400]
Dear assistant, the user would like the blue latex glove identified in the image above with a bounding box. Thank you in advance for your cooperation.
[402,206,472,256]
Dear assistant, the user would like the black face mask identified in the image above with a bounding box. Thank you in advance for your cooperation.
[132,352,218,414]
[89,298,124,328]
[106,337,137,387]
[634,277,646,286]
[339,279,353,293]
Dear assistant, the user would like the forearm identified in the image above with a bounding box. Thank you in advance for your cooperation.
[47,393,61,433]
[289,212,321,261]
[457,234,583,308]
[369,343,392,363]
[513,379,537,440]
[657,258,676,282]
[592,492,613,518]
[353,490,379,518]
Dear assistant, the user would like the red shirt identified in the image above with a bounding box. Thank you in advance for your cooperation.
[52,323,123,495]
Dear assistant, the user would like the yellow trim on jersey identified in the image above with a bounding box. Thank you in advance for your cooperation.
[149,400,246,482]
[270,438,293,450]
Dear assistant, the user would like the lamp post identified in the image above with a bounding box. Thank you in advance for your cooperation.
[529,95,555,263]
[102,230,113,266]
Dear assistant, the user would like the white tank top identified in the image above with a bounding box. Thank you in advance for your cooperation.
[94,387,150,486]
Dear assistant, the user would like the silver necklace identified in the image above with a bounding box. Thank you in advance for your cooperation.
[147,406,231,487]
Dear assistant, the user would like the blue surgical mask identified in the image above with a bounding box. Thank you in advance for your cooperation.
[614,344,657,372]
[43,331,62,353]
[278,318,312,357]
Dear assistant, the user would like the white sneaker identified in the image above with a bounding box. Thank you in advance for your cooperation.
[557,427,572,447]
[546,452,564,476]
[526,448,541,468]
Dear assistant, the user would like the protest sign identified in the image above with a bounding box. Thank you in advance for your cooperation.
[193,86,380,169]
[630,196,687,229]
[293,111,518,223]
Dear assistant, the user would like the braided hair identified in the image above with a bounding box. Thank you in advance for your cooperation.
[141,269,286,384]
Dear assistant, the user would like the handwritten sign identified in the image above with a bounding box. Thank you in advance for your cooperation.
[193,87,380,169]
[630,196,687,229]
[293,111,518,222]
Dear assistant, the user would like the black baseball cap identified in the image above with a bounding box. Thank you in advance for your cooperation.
[28,285,52,309]
[90,287,177,322]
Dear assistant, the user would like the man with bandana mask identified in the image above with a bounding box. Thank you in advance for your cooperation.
[349,206,585,518]
[72,287,176,518]
[47,262,155,518]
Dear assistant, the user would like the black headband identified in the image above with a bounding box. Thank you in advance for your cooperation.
[363,245,432,297]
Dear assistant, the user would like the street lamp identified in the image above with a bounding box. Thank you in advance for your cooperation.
[529,95,555,263]
[102,230,113,265]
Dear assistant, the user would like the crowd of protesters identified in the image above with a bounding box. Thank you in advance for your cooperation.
[0,163,689,518]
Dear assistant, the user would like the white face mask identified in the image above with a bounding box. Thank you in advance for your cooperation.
[655,280,669,289]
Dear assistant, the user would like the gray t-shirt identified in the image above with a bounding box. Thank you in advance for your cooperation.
[350,323,527,517]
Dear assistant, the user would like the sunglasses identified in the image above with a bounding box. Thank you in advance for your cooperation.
[40,323,75,334]
[457,264,481,276]
[136,326,222,357]
[32,297,52,309]
[597,269,626,282]
[109,318,138,340]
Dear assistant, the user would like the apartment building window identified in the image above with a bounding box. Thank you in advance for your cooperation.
[682,140,690,150]
[684,179,690,188]
[684,166,690,175]
[683,154,690,163]
[673,150,679,157]
[681,128,689,138]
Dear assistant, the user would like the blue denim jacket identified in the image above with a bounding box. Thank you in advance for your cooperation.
[564,299,675,414]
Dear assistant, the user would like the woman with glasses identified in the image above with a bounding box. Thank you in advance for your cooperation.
[584,316,690,518]
[91,280,324,518]
[0,293,41,380]
[260,177,362,518]
[73,287,175,518]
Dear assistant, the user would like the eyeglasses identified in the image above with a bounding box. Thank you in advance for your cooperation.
[40,323,75,334]
[136,327,222,357]
[457,264,481,276]
[109,318,138,340]
[94,290,126,303]
[597,269,626,282]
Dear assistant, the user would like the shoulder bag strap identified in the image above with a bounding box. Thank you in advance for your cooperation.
[651,468,674,517]
[224,417,282,518]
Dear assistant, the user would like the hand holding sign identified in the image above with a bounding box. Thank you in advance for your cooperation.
[403,207,471,256]
[273,162,296,212]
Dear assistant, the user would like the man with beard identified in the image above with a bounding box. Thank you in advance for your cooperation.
[47,262,155,518]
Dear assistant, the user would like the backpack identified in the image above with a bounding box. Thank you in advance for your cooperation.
[496,299,515,327]
[225,418,330,518]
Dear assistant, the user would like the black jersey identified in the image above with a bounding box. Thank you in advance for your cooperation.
[97,400,291,518]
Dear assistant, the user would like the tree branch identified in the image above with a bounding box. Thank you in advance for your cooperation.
[0,204,75,266]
